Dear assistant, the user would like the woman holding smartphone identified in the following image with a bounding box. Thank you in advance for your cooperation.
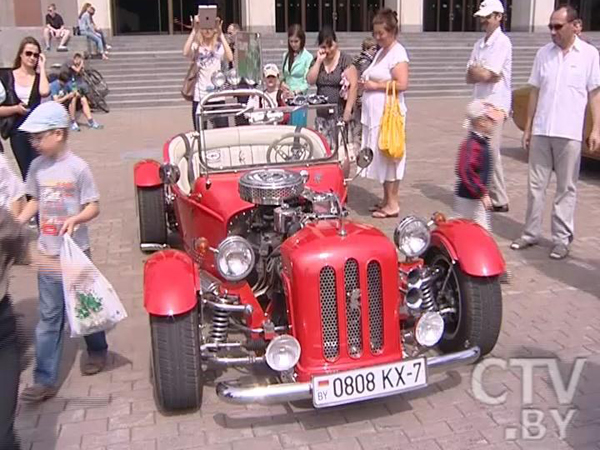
[0,37,50,180]
[183,13,233,131]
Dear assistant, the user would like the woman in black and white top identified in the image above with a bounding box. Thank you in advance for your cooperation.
[0,37,50,180]
[306,27,358,150]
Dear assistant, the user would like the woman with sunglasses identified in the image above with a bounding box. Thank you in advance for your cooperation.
[0,37,50,180]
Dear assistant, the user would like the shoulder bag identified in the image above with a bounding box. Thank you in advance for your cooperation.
[378,81,405,160]
[181,51,200,102]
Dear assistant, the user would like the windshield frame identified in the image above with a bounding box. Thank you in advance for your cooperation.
[192,89,346,174]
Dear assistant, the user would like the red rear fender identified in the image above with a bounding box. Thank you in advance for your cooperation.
[144,249,198,316]
[430,219,506,277]
[134,160,162,188]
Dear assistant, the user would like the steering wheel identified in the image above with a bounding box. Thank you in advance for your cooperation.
[266,133,315,164]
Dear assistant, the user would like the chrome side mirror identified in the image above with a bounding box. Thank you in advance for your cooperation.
[356,147,374,169]
[344,147,374,184]
[159,163,180,185]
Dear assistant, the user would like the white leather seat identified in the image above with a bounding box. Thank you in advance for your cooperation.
[167,125,329,193]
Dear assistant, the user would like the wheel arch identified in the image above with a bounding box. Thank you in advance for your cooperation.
[134,159,162,188]
[430,219,505,277]
[144,249,198,316]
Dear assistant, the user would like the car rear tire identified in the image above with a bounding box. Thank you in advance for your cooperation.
[137,187,167,246]
[150,311,203,412]
[427,248,502,358]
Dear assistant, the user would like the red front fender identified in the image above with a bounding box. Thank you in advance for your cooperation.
[134,159,162,188]
[430,219,505,277]
[144,249,198,316]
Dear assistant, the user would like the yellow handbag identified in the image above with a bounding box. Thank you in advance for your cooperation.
[378,81,406,160]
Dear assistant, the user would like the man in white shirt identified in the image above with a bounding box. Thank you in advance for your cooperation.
[511,5,600,260]
[466,0,512,213]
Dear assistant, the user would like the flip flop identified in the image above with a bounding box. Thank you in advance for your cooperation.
[368,203,383,212]
[371,210,399,219]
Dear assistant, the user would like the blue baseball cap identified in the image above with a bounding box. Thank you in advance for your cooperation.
[18,101,70,133]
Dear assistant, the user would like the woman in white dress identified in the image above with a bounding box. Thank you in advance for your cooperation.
[360,8,409,218]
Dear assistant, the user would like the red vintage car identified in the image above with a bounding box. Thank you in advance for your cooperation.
[133,87,505,413]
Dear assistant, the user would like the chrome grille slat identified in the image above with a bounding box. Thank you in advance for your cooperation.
[319,266,339,360]
[344,259,363,357]
[367,262,384,352]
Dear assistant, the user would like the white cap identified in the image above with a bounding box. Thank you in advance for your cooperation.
[466,99,494,121]
[18,101,70,133]
[263,63,279,78]
[474,0,505,17]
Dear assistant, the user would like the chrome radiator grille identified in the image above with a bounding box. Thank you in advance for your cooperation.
[319,260,384,361]
[344,259,363,358]
[367,262,384,352]
[319,266,340,360]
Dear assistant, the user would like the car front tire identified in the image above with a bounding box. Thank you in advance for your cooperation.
[427,249,502,358]
[150,311,203,412]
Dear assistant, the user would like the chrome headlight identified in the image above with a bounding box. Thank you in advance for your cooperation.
[226,68,241,86]
[415,311,445,347]
[394,216,431,258]
[265,335,301,371]
[211,71,226,89]
[215,236,255,282]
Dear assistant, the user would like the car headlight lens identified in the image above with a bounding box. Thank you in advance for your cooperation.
[227,68,241,86]
[394,216,431,258]
[216,236,255,282]
[211,71,226,89]
[415,311,445,347]
[265,335,301,371]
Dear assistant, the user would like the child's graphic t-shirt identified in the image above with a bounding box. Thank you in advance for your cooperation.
[25,151,99,255]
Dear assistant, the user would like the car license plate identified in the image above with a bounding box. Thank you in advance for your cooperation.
[312,358,427,408]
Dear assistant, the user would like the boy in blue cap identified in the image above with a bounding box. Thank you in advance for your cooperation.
[16,101,108,402]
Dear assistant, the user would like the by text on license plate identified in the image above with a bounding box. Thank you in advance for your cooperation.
[312,358,427,408]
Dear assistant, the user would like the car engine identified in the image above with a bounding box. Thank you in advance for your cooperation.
[229,168,343,321]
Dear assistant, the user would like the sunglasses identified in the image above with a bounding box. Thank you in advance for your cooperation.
[548,21,573,31]
[24,51,40,58]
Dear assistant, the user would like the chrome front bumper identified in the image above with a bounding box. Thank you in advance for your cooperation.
[216,346,480,405]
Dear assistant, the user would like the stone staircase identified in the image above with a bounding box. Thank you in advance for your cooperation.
[86,32,600,110]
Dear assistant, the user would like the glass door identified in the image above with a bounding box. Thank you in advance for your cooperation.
[334,0,350,31]
[113,0,168,34]
[321,0,334,29]
[438,0,451,31]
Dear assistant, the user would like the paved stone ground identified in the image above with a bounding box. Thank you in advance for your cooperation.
[5,98,600,450]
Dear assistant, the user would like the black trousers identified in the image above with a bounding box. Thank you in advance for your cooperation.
[192,100,229,131]
[0,297,21,450]
[10,131,38,181]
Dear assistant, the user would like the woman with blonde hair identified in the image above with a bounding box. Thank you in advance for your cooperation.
[78,3,109,59]
[183,14,233,130]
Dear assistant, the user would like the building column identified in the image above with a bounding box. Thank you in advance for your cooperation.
[385,0,423,33]
[241,0,275,34]
[511,0,555,32]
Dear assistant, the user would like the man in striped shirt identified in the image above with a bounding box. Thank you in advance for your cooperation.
[466,0,512,213]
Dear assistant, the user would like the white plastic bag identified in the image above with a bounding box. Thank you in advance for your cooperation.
[60,234,127,337]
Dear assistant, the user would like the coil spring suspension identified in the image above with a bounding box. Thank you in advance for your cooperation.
[210,309,230,344]
[419,268,436,311]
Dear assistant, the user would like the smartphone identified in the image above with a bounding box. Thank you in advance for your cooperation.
[197,5,217,29]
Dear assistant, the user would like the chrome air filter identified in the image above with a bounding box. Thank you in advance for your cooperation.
[239,169,305,206]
